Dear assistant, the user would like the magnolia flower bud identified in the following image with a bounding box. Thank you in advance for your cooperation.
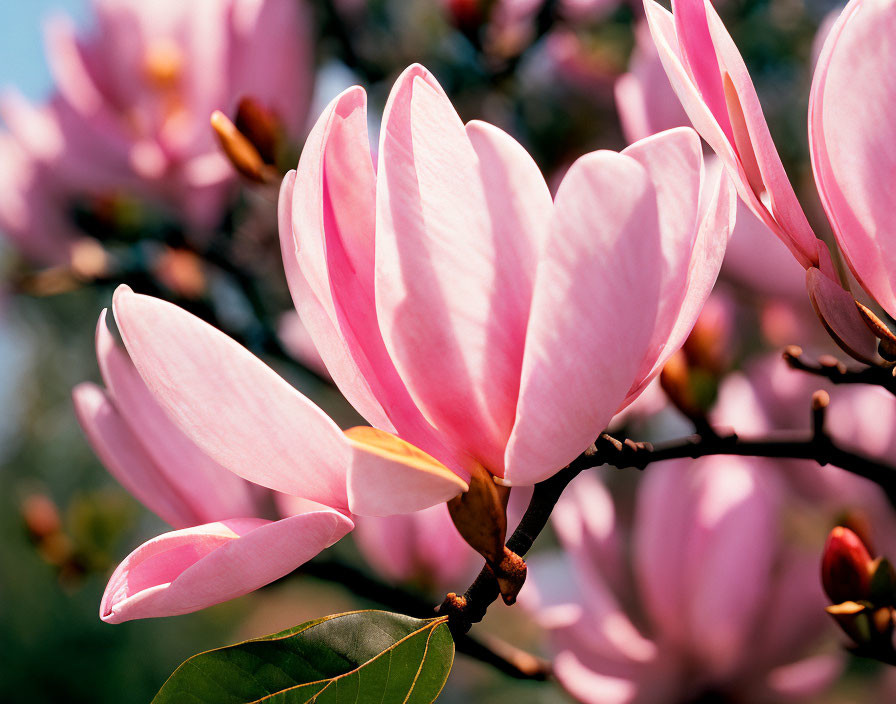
[821,526,874,605]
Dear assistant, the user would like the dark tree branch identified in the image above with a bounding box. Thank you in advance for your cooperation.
[439,410,896,637]
[784,345,896,396]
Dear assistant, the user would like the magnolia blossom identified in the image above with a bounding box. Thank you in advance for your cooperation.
[522,468,842,704]
[0,0,313,263]
[644,0,885,362]
[277,63,734,488]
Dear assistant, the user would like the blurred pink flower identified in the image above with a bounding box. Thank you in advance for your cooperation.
[615,21,690,145]
[352,504,480,593]
[643,0,887,362]
[0,0,314,263]
[712,354,896,556]
[522,467,842,704]
[279,63,734,487]
[277,310,331,380]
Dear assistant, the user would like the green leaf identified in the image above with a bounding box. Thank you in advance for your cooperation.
[152,610,454,704]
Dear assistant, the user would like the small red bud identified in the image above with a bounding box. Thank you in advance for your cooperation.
[822,526,875,604]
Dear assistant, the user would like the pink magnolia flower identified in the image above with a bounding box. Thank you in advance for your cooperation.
[74,285,474,623]
[278,63,735,488]
[84,63,732,621]
[643,0,884,362]
[0,0,313,262]
[522,467,842,704]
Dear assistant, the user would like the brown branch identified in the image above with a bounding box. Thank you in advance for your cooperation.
[439,409,896,637]
[784,345,896,395]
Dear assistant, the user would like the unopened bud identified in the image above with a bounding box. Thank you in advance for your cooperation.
[235,97,281,166]
[806,267,879,364]
[210,110,277,184]
[660,350,702,420]
[822,526,874,604]
[856,301,896,362]
[445,0,488,31]
[683,293,734,373]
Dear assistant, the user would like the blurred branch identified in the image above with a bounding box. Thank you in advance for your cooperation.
[300,559,551,681]
[784,345,896,396]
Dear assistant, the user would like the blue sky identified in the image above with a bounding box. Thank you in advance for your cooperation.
[0,0,87,99]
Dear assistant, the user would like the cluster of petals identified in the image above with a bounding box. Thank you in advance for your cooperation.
[644,0,893,362]
[73,307,356,623]
[521,466,842,704]
[278,62,735,491]
[0,0,313,263]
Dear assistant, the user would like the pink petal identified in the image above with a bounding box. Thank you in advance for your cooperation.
[282,92,397,434]
[553,473,625,597]
[100,512,353,623]
[633,460,697,643]
[680,458,778,679]
[375,65,550,476]
[95,311,259,524]
[506,130,723,485]
[111,286,350,510]
[619,128,732,402]
[289,87,446,459]
[344,427,468,516]
[809,0,896,318]
[805,267,878,364]
[73,383,201,528]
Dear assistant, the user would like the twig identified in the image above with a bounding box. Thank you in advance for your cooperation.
[784,345,896,396]
[439,414,896,636]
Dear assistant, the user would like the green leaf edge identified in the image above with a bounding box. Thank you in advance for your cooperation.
[153,610,455,704]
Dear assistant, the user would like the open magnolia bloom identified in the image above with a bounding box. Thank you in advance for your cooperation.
[643,0,890,363]
[278,63,735,490]
[84,63,733,620]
